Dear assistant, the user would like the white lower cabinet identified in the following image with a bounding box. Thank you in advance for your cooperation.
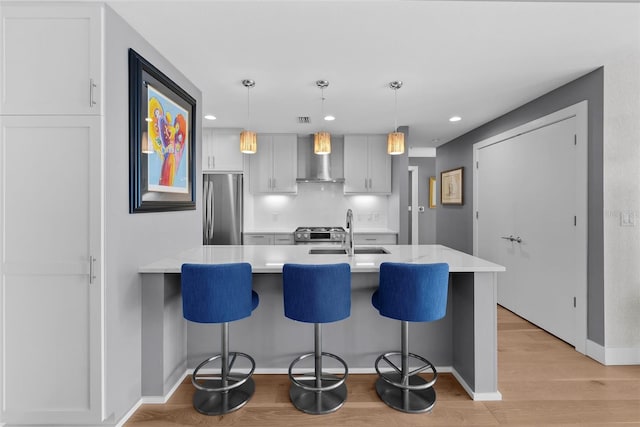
[0,116,102,424]
[243,233,275,245]
[243,233,294,245]
[354,233,398,245]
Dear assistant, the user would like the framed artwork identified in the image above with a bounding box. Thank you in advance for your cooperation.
[441,167,463,205]
[429,176,436,208]
[129,48,197,213]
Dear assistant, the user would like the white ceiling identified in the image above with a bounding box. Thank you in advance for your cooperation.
[108,0,640,148]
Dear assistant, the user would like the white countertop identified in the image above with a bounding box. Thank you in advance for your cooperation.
[139,244,505,274]
[242,229,398,234]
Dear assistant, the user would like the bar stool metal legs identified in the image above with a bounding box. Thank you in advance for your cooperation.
[191,322,256,415]
[374,321,438,413]
[288,323,348,415]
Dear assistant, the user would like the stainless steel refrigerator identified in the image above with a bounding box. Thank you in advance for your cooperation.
[203,173,243,245]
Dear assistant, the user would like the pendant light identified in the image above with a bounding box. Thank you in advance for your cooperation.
[387,80,405,155]
[240,79,257,154]
[314,80,331,155]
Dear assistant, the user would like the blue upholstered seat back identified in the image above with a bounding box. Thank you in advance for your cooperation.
[282,263,351,323]
[372,262,449,322]
[181,263,259,323]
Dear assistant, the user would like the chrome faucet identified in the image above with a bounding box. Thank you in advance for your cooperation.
[345,209,354,256]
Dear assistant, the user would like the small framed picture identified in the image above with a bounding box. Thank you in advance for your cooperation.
[429,176,436,208]
[441,167,463,205]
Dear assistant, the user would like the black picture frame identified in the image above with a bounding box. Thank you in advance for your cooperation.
[129,48,196,213]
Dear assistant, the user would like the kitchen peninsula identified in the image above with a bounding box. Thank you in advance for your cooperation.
[140,244,505,401]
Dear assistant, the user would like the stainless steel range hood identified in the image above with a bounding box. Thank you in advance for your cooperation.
[296,135,345,183]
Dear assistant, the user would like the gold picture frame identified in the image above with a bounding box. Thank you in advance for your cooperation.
[429,176,436,208]
[441,167,463,205]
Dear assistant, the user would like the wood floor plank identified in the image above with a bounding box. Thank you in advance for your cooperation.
[125,306,640,426]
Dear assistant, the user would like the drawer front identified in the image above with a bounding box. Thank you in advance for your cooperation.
[243,234,274,245]
[354,234,397,245]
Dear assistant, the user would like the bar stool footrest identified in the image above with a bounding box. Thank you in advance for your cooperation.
[374,351,438,390]
[375,375,436,413]
[193,377,256,415]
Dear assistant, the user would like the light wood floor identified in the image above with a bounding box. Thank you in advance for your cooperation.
[126,306,640,426]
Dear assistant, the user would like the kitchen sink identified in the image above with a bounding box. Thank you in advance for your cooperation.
[308,247,390,255]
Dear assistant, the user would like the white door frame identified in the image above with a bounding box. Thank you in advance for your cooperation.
[472,101,588,354]
[409,166,419,244]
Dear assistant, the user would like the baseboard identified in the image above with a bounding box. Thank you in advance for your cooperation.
[586,340,640,365]
[451,369,502,401]
[114,370,189,427]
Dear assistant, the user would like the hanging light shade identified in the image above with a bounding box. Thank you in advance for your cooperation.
[240,79,257,154]
[387,131,405,155]
[314,131,331,154]
[314,80,331,154]
[387,80,405,155]
[240,130,257,154]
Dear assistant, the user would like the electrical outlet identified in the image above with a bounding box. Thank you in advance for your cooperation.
[620,211,636,227]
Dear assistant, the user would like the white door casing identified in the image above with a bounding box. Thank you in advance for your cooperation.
[473,101,588,353]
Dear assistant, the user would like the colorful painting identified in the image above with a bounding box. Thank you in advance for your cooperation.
[129,49,196,213]
[146,84,189,193]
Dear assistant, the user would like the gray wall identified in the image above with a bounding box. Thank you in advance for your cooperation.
[436,68,604,345]
[104,6,202,421]
[409,157,437,244]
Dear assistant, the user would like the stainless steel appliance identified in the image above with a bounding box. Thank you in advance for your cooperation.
[203,173,243,245]
[294,226,346,245]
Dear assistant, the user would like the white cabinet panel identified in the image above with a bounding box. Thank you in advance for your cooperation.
[274,233,294,245]
[354,233,397,245]
[202,128,244,172]
[0,115,102,424]
[243,233,275,245]
[0,3,102,115]
[344,134,391,194]
[249,134,297,194]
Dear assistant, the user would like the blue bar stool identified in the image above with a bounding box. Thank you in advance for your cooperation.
[181,263,259,415]
[282,263,351,415]
[371,262,449,413]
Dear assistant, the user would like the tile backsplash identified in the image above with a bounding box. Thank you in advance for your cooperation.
[244,182,391,231]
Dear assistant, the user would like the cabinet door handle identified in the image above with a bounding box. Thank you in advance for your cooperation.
[364,178,368,189]
[272,178,276,189]
[90,79,97,107]
[89,256,96,284]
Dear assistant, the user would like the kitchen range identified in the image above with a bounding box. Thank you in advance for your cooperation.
[294,226,346,245]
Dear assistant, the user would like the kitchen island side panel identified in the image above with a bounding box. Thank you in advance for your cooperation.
[187,272,454,370]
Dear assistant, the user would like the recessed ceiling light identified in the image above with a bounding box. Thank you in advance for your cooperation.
[204,114,217,121]
[324,115,335,121]
[449,116,462,122]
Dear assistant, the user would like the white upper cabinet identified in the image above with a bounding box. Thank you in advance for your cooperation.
[344,134,391,194]
[202,128,244,172]
[249,133,297,194]
[0,3,102,115]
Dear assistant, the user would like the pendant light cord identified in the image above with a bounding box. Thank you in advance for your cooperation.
[394,88,398,133]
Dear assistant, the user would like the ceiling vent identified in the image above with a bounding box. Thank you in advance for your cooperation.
[297,116,311,124]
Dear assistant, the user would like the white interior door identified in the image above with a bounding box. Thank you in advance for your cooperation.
[476,114,583,346]
[0,116,101,424]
